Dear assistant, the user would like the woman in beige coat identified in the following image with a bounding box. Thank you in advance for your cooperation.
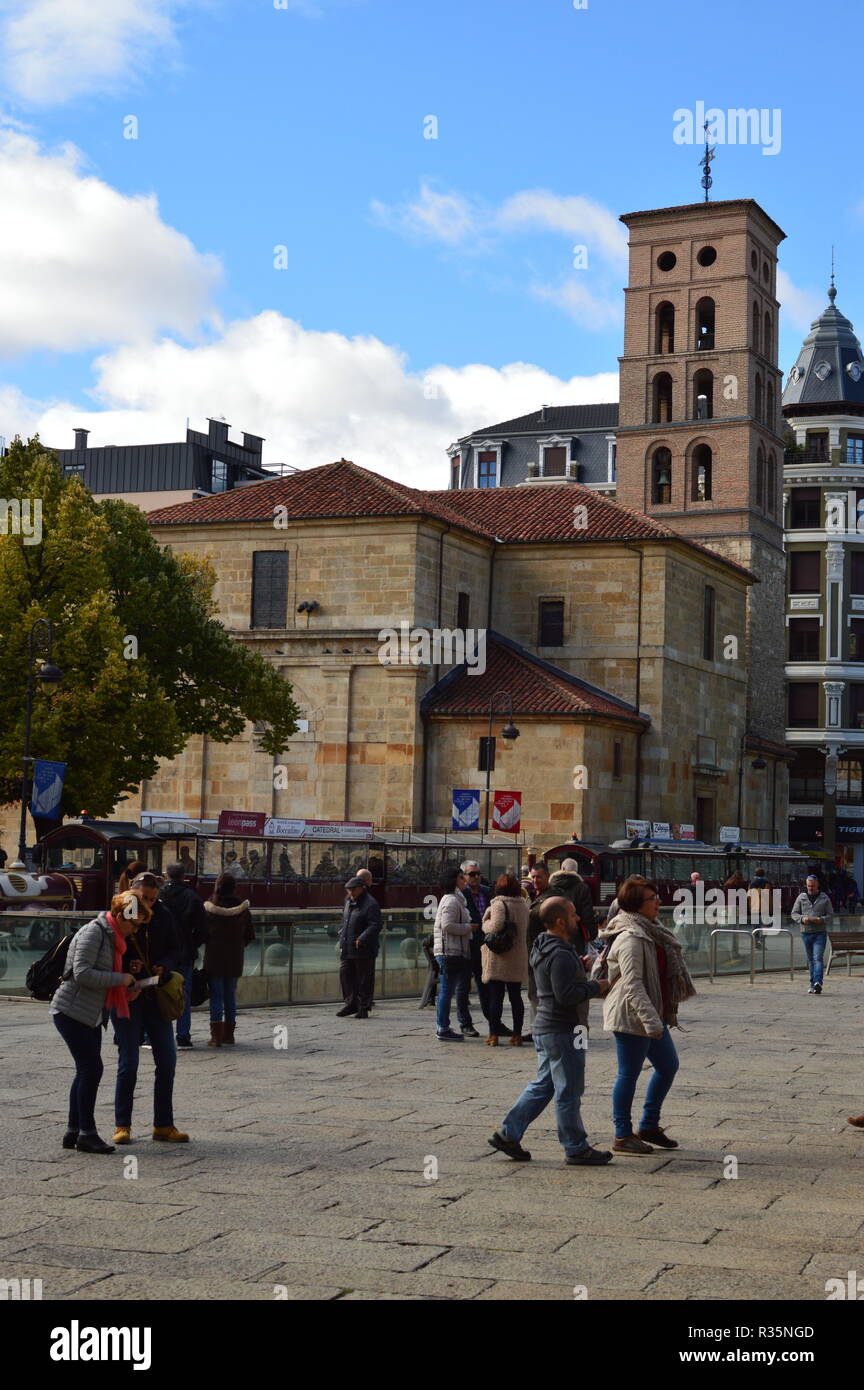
[482,874,530,1046]
[596,876,695,1155]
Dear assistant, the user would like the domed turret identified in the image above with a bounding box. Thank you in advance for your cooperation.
[783,278,864,416]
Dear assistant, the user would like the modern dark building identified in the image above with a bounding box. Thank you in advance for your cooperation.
[48,418,274,510]
[448,403,619,492]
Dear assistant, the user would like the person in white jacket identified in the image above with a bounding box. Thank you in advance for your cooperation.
[432,867,474,1041]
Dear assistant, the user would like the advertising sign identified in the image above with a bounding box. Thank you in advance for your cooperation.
[262,818,374,840]
[492,791,522,833]
[217,810,267,835]
[451,790,480,831]
[625,819,650,839]
[719,825,741,844]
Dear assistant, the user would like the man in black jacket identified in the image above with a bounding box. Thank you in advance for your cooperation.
[337,877,382,1019]
[112,872,189,1145]
[460,860,493,1037]
[488,896,611,1166]
[159,863,209,1048]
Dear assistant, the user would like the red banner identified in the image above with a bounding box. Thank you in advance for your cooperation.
[492,790,522,833]
[217,810,267,836]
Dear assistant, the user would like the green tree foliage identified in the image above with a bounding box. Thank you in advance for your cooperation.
[0,438,299,818]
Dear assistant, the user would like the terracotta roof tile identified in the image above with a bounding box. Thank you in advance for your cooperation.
[422,633,649,725]
[147,458,754,580]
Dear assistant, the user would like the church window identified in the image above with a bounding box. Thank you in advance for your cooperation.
[692,445,712,501]
[752,302,760,353]
[657,251,677,271]
[651,373,673,423]
[754,373,764,423]
[695,298,715,350]
[767,452,777,515]
[697,246,717,267]
[652,447,672,504]
[756,446,765,508]
[693,368,713,419]
[655,302,675,354]
[702,586,715,661]
[766,381,775,431]
[538,599,565,647]
[764,311,773,359]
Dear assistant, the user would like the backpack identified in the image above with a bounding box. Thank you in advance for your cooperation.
[26,933,75,1001]
[484,899,517,955]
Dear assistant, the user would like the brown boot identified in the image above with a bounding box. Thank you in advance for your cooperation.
[486,1035,499,1046]
[847,1114,864,1128]
[509,1034,524,1046]
[222,1021,235,1045]
[207,1021,224,1047]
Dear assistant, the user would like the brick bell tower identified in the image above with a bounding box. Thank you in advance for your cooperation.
[615,198,787,740]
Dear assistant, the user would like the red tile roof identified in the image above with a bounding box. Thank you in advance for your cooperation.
[422,633,649,725]
[146,458,753,579]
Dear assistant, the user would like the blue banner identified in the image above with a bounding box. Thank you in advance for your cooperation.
[452,788,480,831]
[31,759,66,820]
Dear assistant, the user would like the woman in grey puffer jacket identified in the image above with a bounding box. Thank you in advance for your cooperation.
[51,891,146,1154]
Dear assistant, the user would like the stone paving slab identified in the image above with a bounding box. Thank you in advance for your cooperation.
[4,972,864,1301]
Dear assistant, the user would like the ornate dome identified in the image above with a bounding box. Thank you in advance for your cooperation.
[782,281,864,415]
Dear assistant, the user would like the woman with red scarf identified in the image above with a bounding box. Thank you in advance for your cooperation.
[51,891,148,1153]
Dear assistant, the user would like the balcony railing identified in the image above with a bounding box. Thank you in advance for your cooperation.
[785,449,831,466]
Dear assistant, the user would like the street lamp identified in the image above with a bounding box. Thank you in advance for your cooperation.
[483,691,520,835]
[14,618,62,868]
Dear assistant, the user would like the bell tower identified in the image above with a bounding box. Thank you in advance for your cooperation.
[615,198,787,739]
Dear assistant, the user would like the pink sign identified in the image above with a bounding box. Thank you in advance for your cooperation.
[217,810,267,836]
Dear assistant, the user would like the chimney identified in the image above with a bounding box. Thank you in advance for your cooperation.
[540,404,549,423]
[74,428,89,450]
[242,432,264,456]
[207,418,230,448]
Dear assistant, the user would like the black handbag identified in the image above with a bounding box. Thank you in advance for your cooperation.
[484,900,516,955]
[190,968,210,1007]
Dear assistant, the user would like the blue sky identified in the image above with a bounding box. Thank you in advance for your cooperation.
[0,0,860,483]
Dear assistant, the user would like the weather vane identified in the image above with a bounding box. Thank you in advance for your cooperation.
[699,121,716,202]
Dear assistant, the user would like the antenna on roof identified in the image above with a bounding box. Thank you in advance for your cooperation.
[699,121,716,202]
[829,246,837,303]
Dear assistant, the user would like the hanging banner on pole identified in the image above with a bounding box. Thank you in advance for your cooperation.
[30,760,66,821]
[451,789,480,830]
[493,790,522,833]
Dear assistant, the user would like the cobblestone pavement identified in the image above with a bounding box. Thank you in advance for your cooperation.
[2,972,864,1302]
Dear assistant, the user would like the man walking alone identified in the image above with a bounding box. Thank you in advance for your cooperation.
[488,897,612,1166]
[337,876,381,1019]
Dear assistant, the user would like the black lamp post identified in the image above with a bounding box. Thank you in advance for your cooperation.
[483,691,520,835]
[15,618,62,867]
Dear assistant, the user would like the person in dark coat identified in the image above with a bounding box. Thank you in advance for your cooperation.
[337,876,382,1020]
[159,863,209,1048]
[112,872,189,1145]
[203,872,254,1046]
[549,861,597,941]
[461,860,493,1036]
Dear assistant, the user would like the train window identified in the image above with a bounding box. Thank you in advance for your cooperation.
[367,849,386,883]
[387,847,442,883]
[198,840,224,877]
[309,843,365,881]
[45,837,106,871]
[219,839,267,880]
[270,842,302,880]
[653,854,675,880]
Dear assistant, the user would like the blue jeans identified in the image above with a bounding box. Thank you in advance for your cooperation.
[53,1011,104,1133]
[434,954,471,1033]
[209,976,238,1024]
[500,1032,588,1158]
[612,1027,679,1138]
[802,932,827,987]
[176,964,194,1041]
[112,1002,176,1128]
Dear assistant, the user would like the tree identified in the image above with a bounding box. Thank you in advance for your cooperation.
[0,438,299,821]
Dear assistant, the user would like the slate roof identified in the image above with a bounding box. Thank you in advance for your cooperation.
[459,403,619,439]
[421,632,649,725]
[782,285,864,413]
[147,458,754,579]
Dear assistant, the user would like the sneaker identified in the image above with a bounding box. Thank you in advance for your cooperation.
[488,1131,531,1162]
[461,1025,480,1037]
[814,983,823,994]
[637,1126,679,1149]
[566,1146,613,1166]
[142,1044,152,1050]
[807,986,816,994]
[436,1029,464,1041]
[612,1135,654,1155]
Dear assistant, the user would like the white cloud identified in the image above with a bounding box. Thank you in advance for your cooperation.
[777,269,825,333]
[497,190,628,265]
[0,0,188,106]
[532,277,622,329]
[370,181,481,246]
[10,311,617,488]
[0,129,221,354]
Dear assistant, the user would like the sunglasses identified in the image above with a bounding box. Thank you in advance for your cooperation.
[466,871,480,877]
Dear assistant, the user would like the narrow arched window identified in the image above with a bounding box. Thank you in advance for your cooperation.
[767,452,777,515]
[756,446,765,509]
[766,380,775,432]
[652,447,672,504]
[764,311,773,360]
[695,297,715,350]
[692,445,712,501]
[655,302,675,354]
[693,368,713,419]
[652,372,673,423]
[755,372,764,424]
[752,302,761,353]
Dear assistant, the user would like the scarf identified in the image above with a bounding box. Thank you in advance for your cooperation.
[602,910,696,1025]
[103,913,131,1019]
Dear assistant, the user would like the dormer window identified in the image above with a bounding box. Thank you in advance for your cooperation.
[540,437,574,478]
[473,441,501,488]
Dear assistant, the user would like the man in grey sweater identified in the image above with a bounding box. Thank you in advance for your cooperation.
[791,875,833,995]
[488,897,612,1166]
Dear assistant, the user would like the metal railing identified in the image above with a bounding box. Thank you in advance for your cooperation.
[708,927,795,984]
